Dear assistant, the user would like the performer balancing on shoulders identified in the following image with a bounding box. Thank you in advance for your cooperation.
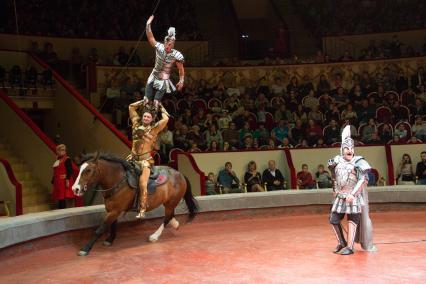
[328,125,377,255]
[144,15,185,108]
[127,100,169,219]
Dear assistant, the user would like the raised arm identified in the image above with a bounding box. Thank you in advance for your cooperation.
[129,100,145,128]
[146,15,157,47]
[155,104,170,133]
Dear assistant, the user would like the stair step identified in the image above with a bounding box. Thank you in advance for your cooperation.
[23,204,52,214]
[14,171,33,181]
[23,193,50,207]
[10,163,29,172]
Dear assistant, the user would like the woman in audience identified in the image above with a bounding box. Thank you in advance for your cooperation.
[244,161,264,192]
[397,154,415,185]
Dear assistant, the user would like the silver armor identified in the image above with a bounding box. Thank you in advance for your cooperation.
[147,42,184,93]
[329,155,371,214]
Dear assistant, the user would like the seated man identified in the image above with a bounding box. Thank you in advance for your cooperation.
[217,162,243,193]
[297,164,316,189]
[315,164,332,188]
[262,160,286,190]
[416,151,426,185]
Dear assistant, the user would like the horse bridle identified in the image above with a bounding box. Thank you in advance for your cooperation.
[85,160,127,195]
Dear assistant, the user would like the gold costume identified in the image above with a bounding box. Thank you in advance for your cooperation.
[128,100,169,218]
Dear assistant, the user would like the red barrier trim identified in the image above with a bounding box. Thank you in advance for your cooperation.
[176,152,206,195]
[385,144,396,185]
[284,149,297,189]
[28,52,131,149]
[0,90,56,152]
[0,158,23,215]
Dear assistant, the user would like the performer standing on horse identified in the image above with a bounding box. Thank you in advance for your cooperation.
[128,100,169,218]
[144,15,185,108]
[328,125,377,255]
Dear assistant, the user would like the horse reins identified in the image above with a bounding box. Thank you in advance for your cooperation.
[95,175,127,194]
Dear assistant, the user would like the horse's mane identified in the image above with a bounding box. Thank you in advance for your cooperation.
[80,153,133,171]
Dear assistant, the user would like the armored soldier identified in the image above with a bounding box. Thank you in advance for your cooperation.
[328,125,377,255]
[128,100,169,218]
[144,15,185,108]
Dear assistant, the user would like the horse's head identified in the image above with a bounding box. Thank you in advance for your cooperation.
[72,153,101,196]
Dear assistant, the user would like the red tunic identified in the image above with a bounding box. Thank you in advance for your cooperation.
[52,156,76,201]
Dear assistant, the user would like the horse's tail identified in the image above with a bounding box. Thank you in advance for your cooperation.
[183,175,198,222]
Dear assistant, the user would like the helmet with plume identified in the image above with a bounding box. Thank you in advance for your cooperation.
[164,27,176,43]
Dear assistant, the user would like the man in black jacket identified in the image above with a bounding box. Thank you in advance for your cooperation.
[262,160,286,191]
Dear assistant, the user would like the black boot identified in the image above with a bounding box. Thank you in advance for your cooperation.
[338,247,354,255]
[332,224,347,253]
[338,221,357,256]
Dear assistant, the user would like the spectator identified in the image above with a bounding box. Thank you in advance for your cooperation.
[314,137,327,148]
[367,132,382,145]
[239,122,253,145]
[262,160,285,191]
[308,105,323,124]
[188,142,201,153]
[217,162,242,193]
[113,46,129,66]
[357,99,375,124]
[222,141,235,152]
[174,124,190,150]
[254,123,270,146]
[206,140,219,152]
[205,172,218,195]
[297,164,316,189]
[103,79,121,113]
[361,118,377,143]
[271,119,291,142]
[415,151,426,185]
[287,76,300,93]
[187,125,205,149]
[290,119,304,145]
[265,138,276,149]
[292,105,308,125]
[278,137,293,149]
[378,123,392,143]
[317,74,331,94]
[340,103,357,121]
[244,161,264,192]
[205,124,223,148]
[217,110,232,130]
[305,119,323,146]
[222,122,239,148]
[394,124,408,141]
[274,104,292,122]
[271,77,285,95]
[412,116,426,141]
[315,164,332,188]
[396,154,416,185]
[324,103,341,123]
[158,125,174,161]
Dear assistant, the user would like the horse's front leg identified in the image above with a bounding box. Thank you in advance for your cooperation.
[78,212,118,256]
[103,220,117,247]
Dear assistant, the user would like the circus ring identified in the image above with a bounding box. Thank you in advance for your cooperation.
[1,186,426,283]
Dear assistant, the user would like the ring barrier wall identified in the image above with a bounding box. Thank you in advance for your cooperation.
[1,186,425,249]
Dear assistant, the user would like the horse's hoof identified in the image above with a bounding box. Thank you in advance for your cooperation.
[170,218,179,230]
[149,235,158,242]
[103,241,112,247]
[78,250,89,256]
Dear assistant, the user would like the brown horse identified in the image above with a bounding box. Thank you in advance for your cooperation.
[72,152,198,256]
